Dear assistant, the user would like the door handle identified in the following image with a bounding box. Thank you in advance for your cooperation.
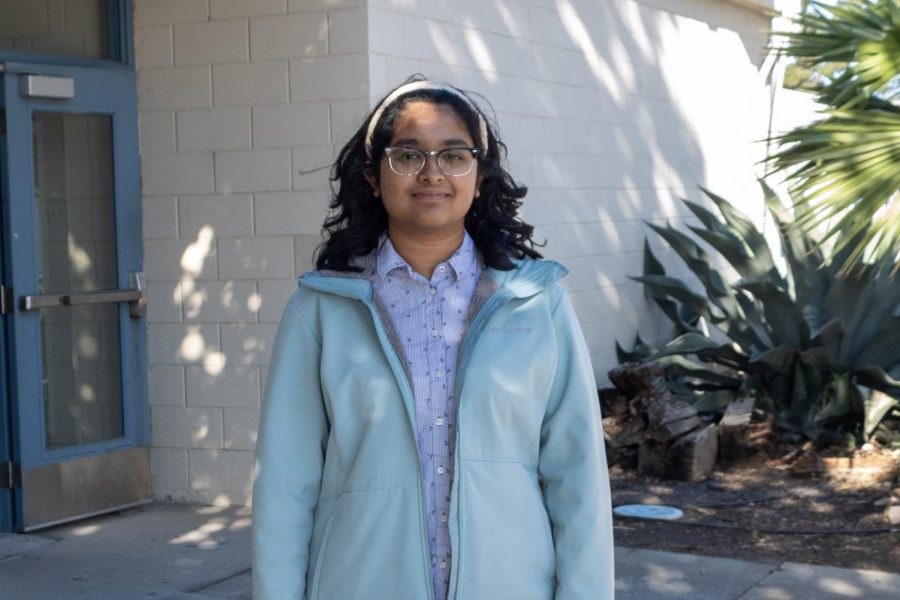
[20,272,146,318]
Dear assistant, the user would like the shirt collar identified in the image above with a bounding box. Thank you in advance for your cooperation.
[375,231,478,281]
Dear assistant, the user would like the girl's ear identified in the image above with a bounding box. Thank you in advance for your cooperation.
[475,173,484,197]
[364,165,380,197]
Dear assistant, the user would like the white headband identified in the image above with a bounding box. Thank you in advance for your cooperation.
[364,81,489,159]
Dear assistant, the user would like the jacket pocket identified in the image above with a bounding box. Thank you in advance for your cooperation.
[309,513,336,600]
[457,462,556,599]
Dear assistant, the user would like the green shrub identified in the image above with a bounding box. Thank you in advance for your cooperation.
[619,185,900,446]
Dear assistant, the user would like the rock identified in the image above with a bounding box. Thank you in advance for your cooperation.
[648,415,702,442]
[747,413,775,451]
[604,362,735,482]
[602,413,646,448]
[789,452,824,479]
[630,389,673,415]
[718,396,755,465]
[668,424,719,482]
[606,445,638,471]
[598,387,630,417]
[886,505,900,527]
[646,397,701,442]
[720,396,755,427]
[646,397,697,426]
[637,439,671,479]
[608,362,667,397]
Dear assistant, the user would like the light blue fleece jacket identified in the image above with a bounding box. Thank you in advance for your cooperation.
[252,256,614,600]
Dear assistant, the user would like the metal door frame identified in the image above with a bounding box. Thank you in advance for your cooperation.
[0,100,14,531]
[0,0,146,532]
[0,0,133,70]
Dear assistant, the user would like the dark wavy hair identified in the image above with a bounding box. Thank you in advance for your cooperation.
[315,76,543,272]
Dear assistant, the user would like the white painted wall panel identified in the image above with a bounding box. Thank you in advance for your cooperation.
[134,25,173,69]
[249,12,327,60]
[212,0,288,19]
[173,19,248,66]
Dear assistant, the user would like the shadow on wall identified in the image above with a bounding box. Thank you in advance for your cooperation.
[366,0,773,374]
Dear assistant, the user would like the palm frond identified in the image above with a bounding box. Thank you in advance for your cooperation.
[768,0,900,272]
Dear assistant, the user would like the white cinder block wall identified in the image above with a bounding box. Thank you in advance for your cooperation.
[367,0,777,383]
[135,0,781,504]
[135,0,369,504]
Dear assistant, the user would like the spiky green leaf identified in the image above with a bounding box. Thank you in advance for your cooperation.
[864,389,899,437]
[737,280,812,348]
[629,274,717,322]
[700,186,778,271]
[640,240,702,333]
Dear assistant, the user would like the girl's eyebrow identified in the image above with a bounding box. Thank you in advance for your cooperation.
[391,137,472,147]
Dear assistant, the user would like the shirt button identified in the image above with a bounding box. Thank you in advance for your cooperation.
[440,514,448,523]
[434,369,443,378]
[435,417,444,426]
[437,466,445,475]
[431,328,440,337]
[440,561,448,569]
[438,266,446,272]
[430,287,437,295]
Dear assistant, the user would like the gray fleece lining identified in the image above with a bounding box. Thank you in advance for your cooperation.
[371,292,414,387]
[464,269,500,333]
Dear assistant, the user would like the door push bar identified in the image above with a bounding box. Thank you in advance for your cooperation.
[20,272,146,318]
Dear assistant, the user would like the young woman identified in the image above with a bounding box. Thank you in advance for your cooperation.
[252,78,614,600]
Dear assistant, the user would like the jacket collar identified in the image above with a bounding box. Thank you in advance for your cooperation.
[489,257,568,298]
[299,256,567,301]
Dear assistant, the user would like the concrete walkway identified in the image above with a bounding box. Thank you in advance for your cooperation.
[0,503,897,599]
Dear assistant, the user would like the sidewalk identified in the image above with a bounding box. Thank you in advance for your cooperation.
[0,502,897,599]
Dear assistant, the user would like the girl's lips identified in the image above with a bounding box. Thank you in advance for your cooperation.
[411,191,451,200]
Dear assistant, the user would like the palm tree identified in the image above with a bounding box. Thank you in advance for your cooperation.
[767,0,900,273]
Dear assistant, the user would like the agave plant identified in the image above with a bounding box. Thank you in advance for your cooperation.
[618,185,900,445]
[768,0,900,272]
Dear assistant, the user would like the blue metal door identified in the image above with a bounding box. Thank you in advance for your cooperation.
[0,102,13,531]
[0,59,147,532]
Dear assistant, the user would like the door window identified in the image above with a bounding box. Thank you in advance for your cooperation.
[0,0,115,61]
[32,111,123,449]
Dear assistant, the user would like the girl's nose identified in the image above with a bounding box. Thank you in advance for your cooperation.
[418,153,445,182]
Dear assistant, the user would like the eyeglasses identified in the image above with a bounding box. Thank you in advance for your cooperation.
[383,146,480,177]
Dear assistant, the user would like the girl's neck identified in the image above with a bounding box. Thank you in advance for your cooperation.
[387,227,465,279]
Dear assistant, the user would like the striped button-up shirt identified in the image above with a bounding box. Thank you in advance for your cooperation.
[371,233,481,600]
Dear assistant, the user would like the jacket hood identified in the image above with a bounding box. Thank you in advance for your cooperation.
[298,256,567,301]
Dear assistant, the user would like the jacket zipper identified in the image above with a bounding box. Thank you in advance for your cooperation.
[309,513,336,600]
[362,301,438,600]
[446,288,514,600]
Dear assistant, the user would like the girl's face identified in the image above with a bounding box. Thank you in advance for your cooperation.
[369,101,481,241]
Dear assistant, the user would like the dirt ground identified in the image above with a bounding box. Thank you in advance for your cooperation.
[609,450,900,573]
